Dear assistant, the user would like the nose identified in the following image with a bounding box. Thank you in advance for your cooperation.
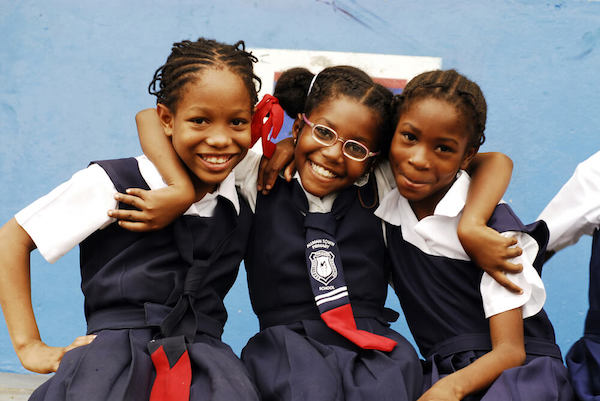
[407,145,430,170]
[319,139,345,163]
[204,126,232,148]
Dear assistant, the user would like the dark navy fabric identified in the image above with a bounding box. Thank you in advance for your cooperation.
[242,176,422,401]
[387,202,574,400]
[30,158,259,401]
[565,228,600,400]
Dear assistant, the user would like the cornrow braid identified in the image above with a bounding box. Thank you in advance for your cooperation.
[149,38,261,111]
[274,65,394,155]
[395,69,487,148]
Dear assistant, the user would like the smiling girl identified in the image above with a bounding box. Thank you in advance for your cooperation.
[0,38,261,401]
[124,64,523,401]
[376,69,574,400]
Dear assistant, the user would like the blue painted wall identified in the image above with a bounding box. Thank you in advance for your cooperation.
[1,0,599,374]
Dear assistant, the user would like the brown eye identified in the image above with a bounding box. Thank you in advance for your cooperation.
[313,125,337,144]
[344,141,368,159]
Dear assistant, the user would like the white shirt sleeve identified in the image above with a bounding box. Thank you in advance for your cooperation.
[480,231,546,319]
[15,164,118,263]
[538,151,600,252]
[233,150,260,212]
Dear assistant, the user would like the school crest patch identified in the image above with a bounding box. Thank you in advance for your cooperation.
[309,250,337,285]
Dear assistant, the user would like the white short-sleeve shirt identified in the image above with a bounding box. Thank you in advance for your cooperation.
[15,155,240,264]
[375,170,546,319]
[538,150,600,252]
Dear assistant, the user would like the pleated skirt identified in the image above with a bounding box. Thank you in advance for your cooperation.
[29,328,259,401]
[241,317,423,401]
[565,334,600,401]
[423,349,575,401]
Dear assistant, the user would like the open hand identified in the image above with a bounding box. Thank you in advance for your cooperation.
[458,223,524,293]
[108,185,194,232]
[257,137,296,194]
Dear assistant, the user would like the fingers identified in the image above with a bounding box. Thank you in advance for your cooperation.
[115,221,154,232]
[501,261,523,274]
[113,192,144,209]
[504,245,523,259]
[64,335,97,353]
[284,162,296,182]
[107,209,146,222]
[257,157,269,192]
[489,271,523,294]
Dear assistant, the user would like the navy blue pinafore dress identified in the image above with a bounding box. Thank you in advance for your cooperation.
[565,228,600,400]
[29,158,259,401]
[387,204,574,401]
[241,176,422,401]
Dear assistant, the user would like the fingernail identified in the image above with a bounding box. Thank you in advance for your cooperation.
[107,210,114,217]
[126,189,132,194]
[114,194,121,200]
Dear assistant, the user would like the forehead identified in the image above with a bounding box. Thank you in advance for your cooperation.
[400,97,466,134]
[176,67,252,111]
[309,96,380,142]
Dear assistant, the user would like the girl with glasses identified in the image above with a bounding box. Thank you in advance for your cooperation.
[120,65,518,401]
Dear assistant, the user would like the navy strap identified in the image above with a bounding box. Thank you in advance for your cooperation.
[91,158,150,211]
[427,333,562,360]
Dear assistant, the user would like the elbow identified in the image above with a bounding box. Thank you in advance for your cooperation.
[500,343,526,368]
[492,152,513,172]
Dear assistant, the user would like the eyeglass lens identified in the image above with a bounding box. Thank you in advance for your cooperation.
[312,125,368,160]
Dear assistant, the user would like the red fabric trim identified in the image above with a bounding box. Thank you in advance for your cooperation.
[321,304,397,352]
[251,94,284,158]
[149,345,192,401]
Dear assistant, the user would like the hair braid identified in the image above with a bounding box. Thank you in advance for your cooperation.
[274,65,394,155]
[148,38,261,112]
[396,69,487,148]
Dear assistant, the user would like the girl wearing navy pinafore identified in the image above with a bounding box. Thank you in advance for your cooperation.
[377,69,574,400]
[377,172,574,400]
[27,157,256,401]
[235,66,423,401]
[538,150,600,401]
[0,37,263,401]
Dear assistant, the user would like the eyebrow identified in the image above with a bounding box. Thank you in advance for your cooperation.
[318,117,372,143]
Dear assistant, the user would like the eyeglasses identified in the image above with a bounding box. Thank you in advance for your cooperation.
[301,114,379,162]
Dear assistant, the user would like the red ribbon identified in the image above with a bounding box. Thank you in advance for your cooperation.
[251,94,284,159]
[149,345,192,401]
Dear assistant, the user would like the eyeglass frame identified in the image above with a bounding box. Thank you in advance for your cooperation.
[300,114,380,162]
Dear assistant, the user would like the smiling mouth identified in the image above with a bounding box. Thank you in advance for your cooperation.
[310,161,338,179]
[400,173,430,189]
[201,154,234,164]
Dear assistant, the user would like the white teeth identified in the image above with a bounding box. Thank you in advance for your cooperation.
[310,161,337,178]
[202,155,231,164]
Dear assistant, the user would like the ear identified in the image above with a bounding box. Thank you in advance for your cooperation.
[292,114,303,144]
[460,146,478,170]
[156,103,175,137]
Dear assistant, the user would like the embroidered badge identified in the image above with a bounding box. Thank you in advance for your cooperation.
[309,250,337,285]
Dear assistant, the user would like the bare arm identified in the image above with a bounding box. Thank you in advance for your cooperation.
[109,108,195,231]
[0,219,94,373]
[418,308,525,400]
[459,152,524,293]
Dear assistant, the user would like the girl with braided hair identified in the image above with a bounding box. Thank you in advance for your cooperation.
[125,64,520,401]
[376,69,574,400]
[0,37,262,401]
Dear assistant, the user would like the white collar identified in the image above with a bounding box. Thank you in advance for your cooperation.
[206,171,240,215]
[137,155,240,215]
[375,170,470,225]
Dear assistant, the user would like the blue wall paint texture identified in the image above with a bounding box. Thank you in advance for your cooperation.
[0,0,599,374]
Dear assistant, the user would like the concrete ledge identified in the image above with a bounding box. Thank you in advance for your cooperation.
[0,372,50,401]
